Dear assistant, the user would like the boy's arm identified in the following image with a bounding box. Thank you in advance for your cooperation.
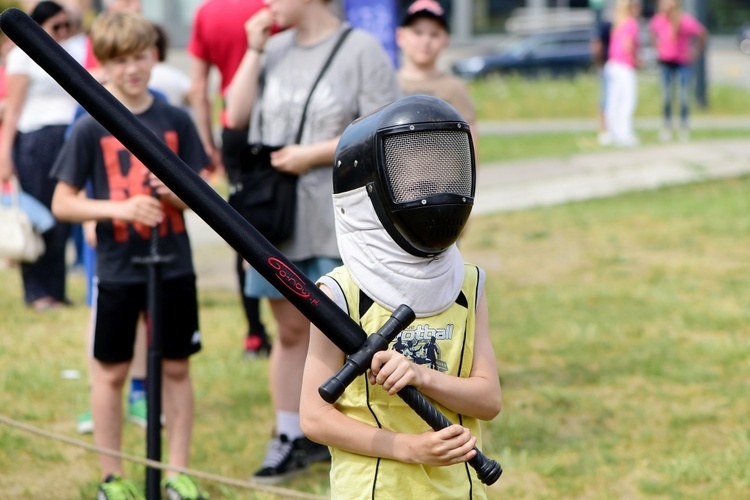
[370,292,502,421]
[52,180,163,226]
[300,285,478,467]
[188,56,222,172]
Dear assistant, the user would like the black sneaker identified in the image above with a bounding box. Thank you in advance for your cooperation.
[244,333,271,359]
[295,436,331,464]
[251,434,308,485]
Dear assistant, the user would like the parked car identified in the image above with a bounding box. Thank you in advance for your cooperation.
[739,22,750,54]
[452,28,594,80]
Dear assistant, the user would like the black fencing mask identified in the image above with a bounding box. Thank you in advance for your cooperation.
[333,95,476,257]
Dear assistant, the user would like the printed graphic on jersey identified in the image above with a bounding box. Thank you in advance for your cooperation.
[100,131,185,242]
[392,324,452,373]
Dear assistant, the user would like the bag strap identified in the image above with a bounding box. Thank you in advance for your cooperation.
[294,26,353,144]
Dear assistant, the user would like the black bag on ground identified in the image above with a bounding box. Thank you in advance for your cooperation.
[228,144,296,245]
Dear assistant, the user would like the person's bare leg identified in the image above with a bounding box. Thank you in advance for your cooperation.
[162,358,194,474]
[90,359,130,477]
[130,314,148,380]
[268,299,310,414]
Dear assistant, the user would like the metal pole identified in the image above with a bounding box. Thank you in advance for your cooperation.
[133,225,174,499]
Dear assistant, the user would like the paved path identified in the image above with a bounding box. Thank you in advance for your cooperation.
[187,134,750,290]
[474,137,750,215]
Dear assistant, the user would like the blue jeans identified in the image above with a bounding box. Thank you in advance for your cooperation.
[244,256,342,300]
[659,62,692,128]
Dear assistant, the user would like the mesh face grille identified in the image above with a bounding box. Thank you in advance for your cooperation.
[383,130,473,204]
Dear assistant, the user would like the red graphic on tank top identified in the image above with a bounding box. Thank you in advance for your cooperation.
[101,131,185,242]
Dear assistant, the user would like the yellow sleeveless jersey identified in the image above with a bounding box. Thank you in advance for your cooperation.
[323,264,487,500]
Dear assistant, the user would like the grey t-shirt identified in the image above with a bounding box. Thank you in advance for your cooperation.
[249,23,400,260]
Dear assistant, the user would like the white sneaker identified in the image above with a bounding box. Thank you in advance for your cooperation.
[597,132,612,146]
[659,128,673,142]
[679,128,691,142]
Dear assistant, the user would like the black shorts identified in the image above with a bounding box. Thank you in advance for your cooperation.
[91,274,201,363]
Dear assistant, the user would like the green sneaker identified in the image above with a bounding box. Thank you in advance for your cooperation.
[162,474,208,500]
[127,398,147,429]
[97,474,144,500]
[76,408,94,434]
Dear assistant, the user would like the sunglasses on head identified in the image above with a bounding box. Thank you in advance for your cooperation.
[52,21,71,33]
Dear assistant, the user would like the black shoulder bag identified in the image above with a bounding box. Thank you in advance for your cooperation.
[228,27,353,245]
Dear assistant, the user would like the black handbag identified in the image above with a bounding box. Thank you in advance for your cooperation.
[228,27,353,245]
[228,144,296,244]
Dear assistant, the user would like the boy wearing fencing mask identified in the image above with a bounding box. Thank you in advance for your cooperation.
[300,95,502,499]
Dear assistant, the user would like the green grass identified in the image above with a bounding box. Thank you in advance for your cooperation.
[469,72,750,121]
[3,175,750,498]
[467,72,750,164]
[3,73,750,498]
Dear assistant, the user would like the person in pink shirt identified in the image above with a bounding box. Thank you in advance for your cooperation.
[604,0,642,148]
[649,0,707,142]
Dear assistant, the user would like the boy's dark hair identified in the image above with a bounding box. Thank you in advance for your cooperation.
[90,11,157,64]
[30,0,64,26]
[153,23,168,63]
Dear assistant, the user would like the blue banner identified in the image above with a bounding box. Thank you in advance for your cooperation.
[344,0,400,69]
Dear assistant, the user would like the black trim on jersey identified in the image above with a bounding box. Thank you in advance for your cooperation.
[363,346,384,499]
[328,275,351,317]
[473,265,481,313]
[456,290,468,308]
[457,266,479,498]
[371,457,381,500]
[359,289,375,320]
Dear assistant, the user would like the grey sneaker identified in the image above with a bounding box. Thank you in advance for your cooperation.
[251,434,308,485]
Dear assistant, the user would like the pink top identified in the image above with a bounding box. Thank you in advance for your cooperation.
[649,13,705,65]
[608,18,639,67]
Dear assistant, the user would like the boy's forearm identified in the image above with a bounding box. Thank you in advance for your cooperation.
[415,366,501,421]
[52,191,123,223]
[302,403,414,463]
